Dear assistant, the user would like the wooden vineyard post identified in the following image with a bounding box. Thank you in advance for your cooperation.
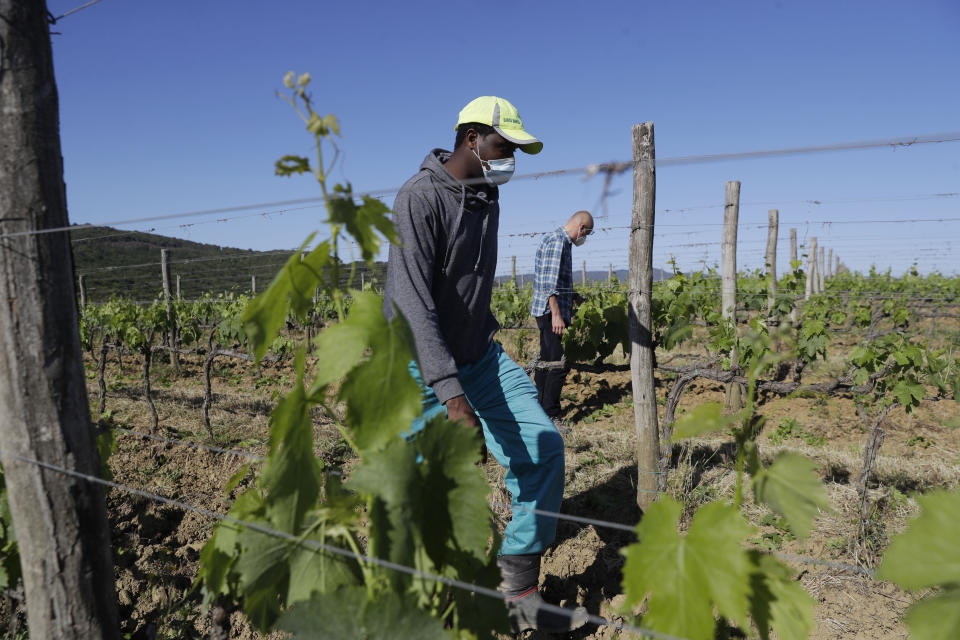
[161,248,180,373]
[176,273,181,300]
[608,263,613,282]
[818,245,826,292]
[827,248,834,278]
[835,253,841,275]
[79,273,87,308]
[251,274,257,294]
[512,255,517,284]
[360,271,365,290]
[811,237,820,295]
[628,122,659,511]
[722,181,743,410]
[806,236,816,298]
[765,209,778,320]
[0,1,120,636]
[582,259,587,286]
[789,228,799,324]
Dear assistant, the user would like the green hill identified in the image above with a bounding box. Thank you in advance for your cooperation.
[70,226,385,303]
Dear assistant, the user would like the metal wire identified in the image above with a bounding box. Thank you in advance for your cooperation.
[104,426,878,579]
[0,449,680,640]
[4,130,959,241]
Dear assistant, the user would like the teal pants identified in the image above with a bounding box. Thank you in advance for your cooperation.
[407,342,565,555]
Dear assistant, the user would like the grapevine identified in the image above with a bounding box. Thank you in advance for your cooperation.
[195,72,505,638]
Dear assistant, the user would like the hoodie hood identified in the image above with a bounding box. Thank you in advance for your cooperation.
[420,149,496,274]
[382,149,502,402]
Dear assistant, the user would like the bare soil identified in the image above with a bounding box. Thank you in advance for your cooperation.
[6,319,957,639]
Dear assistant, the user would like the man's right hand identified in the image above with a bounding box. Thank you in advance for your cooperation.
[445,395,487,462]
[551,312,566,336]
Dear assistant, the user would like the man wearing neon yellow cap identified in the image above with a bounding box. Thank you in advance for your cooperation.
[384,96,587,634]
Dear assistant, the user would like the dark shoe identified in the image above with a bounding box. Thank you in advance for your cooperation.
[506,588,589,634]
[498,554,588,634]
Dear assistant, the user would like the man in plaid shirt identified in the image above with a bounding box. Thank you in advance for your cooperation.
[530,211,594,425]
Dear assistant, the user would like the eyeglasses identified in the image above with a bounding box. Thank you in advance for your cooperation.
[581,227,594,236]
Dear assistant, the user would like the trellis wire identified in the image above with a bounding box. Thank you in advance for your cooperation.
[0,448,682,640]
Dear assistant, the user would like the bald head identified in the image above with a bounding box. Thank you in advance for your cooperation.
[568,210,594,227]
[564,210,594,246]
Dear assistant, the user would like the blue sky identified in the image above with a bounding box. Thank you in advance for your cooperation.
[48,0,959,279]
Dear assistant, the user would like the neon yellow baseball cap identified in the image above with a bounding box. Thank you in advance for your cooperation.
[455,96,543,155]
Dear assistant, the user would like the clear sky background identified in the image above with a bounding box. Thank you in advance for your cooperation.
[47,0,960,280]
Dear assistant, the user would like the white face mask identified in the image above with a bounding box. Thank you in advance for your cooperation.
[572,226,592,246]
[473,142,515,186]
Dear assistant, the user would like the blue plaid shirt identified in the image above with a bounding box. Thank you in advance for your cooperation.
[531,227,573,321]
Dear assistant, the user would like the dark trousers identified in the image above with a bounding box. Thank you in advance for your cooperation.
[534,314,567,418]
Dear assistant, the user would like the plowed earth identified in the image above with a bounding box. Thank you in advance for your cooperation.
[5,319,958,640]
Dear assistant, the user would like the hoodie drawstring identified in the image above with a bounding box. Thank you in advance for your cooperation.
[475,208,489,273]
[442,184,467,277]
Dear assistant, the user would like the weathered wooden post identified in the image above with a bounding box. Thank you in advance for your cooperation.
[78,274,87,308]
[805,237,816,297]
[722,181,742,410]
[0,1,120,634]
[609,263,613,283]
[251,274,257,294]
[161,249,180,373]
[818,245,826,292]
[790,228,799,325]
[582,259,587,286]
[360,271,365,290]
[827,248,834,278]
[629,122,659,511]
[512,255,517,284]
[835,253,841,275]
[765,210,778,317]
[176,273,181,300]
[811,237,820,294]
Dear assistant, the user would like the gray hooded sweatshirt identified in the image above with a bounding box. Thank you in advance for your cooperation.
[383,149,500,404]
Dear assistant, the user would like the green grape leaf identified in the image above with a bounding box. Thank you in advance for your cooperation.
[234,528,290,595]
[347,439,420,584]
[323,114,341,136]
[901,588,960,640]
[243,235,330,362]
[276,586,366,639]
[261,351,323,533]
[414,417,491,560]
[878,490,960,589]
[286,540,363,604]
[308,291,383,396]
[751,453,828,539]
[621,497,754,640]
[196,539,234,604]
[892,378,926,412]
[338,296,421,452]
[96,426,116,481]
[852,367,870,386]
[362,589,451,640]
[329,184,397,263]
[348,418,491,590]
[747,551,816,640]
[275,155,313,176]
[687,501,754,628]
[670,402,742,440]
[224,462,251,495]
[277,587,450,640]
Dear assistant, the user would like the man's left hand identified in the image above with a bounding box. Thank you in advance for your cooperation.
[552,313,566,336]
